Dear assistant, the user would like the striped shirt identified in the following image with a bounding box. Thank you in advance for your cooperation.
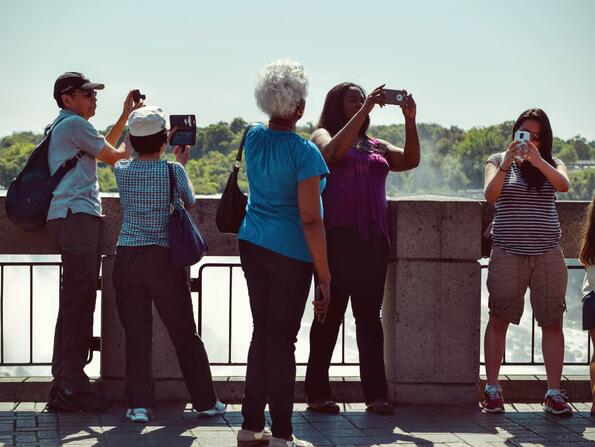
[487,152,563,256]
[114,160,195,247]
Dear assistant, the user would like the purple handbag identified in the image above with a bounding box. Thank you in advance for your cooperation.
[167,162,208,268]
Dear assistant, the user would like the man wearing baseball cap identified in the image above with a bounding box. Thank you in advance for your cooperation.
[47,72,142,412]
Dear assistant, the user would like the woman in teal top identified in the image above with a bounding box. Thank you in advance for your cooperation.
[236,59,330,447]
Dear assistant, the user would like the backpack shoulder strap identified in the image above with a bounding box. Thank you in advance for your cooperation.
[47,115,85,177]
[44,114,70,137]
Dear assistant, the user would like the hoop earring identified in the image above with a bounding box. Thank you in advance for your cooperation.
[297,109,304,117]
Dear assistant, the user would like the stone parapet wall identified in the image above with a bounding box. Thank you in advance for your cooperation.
[0,195,590,404]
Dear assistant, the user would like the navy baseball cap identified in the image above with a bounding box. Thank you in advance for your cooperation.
[53,72,104,101]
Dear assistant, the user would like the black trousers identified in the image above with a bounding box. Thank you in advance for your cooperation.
[239,240,313,440]
[47,211,101,393]
[305,226,389,404]
[112,245,217,409]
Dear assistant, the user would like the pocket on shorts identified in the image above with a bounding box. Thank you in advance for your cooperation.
[487,246,525,323]
[530,245,567,326]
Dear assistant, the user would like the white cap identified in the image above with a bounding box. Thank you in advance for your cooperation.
[128,106,168,137]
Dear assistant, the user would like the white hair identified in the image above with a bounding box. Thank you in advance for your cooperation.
[254,59,309,119]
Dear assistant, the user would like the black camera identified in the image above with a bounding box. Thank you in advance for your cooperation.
[132,89,146,103]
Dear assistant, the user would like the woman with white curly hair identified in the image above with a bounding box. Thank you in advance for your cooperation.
[236,59,331,447]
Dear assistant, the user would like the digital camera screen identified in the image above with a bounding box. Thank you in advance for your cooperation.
[171,131,194,146]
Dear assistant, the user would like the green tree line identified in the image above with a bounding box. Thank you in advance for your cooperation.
[1,119,593,200]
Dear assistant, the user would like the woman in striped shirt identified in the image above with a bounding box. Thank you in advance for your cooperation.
[481,109,572,416]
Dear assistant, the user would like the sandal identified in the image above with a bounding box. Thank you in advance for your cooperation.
[307,400,340,414]
[366,398,394,415]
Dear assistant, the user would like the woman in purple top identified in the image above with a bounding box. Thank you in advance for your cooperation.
[305,83,420,415]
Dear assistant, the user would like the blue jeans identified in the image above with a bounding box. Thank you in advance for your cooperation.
[239,240,313,439]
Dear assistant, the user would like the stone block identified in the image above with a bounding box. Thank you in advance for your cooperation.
[389,196,482,261]
[387,383,479,405]
[384,260,481,385]
[557,200,590,258]
[100,255,125,378]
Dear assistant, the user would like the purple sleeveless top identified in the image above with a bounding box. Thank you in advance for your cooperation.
[322,138,390,240]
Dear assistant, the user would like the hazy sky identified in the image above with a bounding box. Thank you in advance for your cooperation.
[1,0,594,140]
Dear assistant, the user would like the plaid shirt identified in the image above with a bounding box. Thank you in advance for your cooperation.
[114,160,195,247]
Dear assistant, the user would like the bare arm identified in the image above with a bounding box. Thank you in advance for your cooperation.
[524,141,570,192]
[104,114,127,147]
[96,138,131,165]
[312,85,385,164]
[382,95,420,171]
[173,144,196,208]
[484,163,506,204]
[378,121,420,171]
[105,90,144,147]
[297,176,331,316]
[484,142,522,203]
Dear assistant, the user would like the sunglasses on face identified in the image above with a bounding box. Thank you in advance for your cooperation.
[70,90,97,99]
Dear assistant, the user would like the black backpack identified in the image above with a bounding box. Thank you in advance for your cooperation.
[4,117,83,231]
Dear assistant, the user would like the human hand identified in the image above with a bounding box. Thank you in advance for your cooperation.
[122,90,144,116]
[502,140,523,170]
[313,281,331,324]
[401,94,416,120]
[173,145,190,166]
[523,141,545,168]
[362,84,386,114]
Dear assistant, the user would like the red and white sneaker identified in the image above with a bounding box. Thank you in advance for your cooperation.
[482,385,504,413]
[543,390,573,417]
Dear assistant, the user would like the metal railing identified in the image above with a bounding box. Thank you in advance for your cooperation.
[0,259,590,370]
[480,263,590,366]
[0,262,61,367]
[0,260,357,369]
[193,262,357,366]
[0,260,101,369]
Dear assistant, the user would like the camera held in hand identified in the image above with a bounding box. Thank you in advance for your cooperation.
[132,89,146,104]
[383,88,410,106]
[514,130,531,161]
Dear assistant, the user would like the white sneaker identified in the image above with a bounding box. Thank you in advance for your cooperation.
[269,436,314,447]
[195,400,226,417]
[237,428,272,446]
[125,408,151,423]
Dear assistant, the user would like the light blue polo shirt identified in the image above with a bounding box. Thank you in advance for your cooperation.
[238,124,329,262]
[47,109,107,221]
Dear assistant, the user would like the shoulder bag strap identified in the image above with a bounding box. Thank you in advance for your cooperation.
[233,122,261,168]
[167,162,177,213]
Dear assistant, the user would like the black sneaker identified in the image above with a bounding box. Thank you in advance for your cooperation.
[46,386,78,412]
[307,400,340,414]
[366,399,394,415]
[50,389,112,413]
